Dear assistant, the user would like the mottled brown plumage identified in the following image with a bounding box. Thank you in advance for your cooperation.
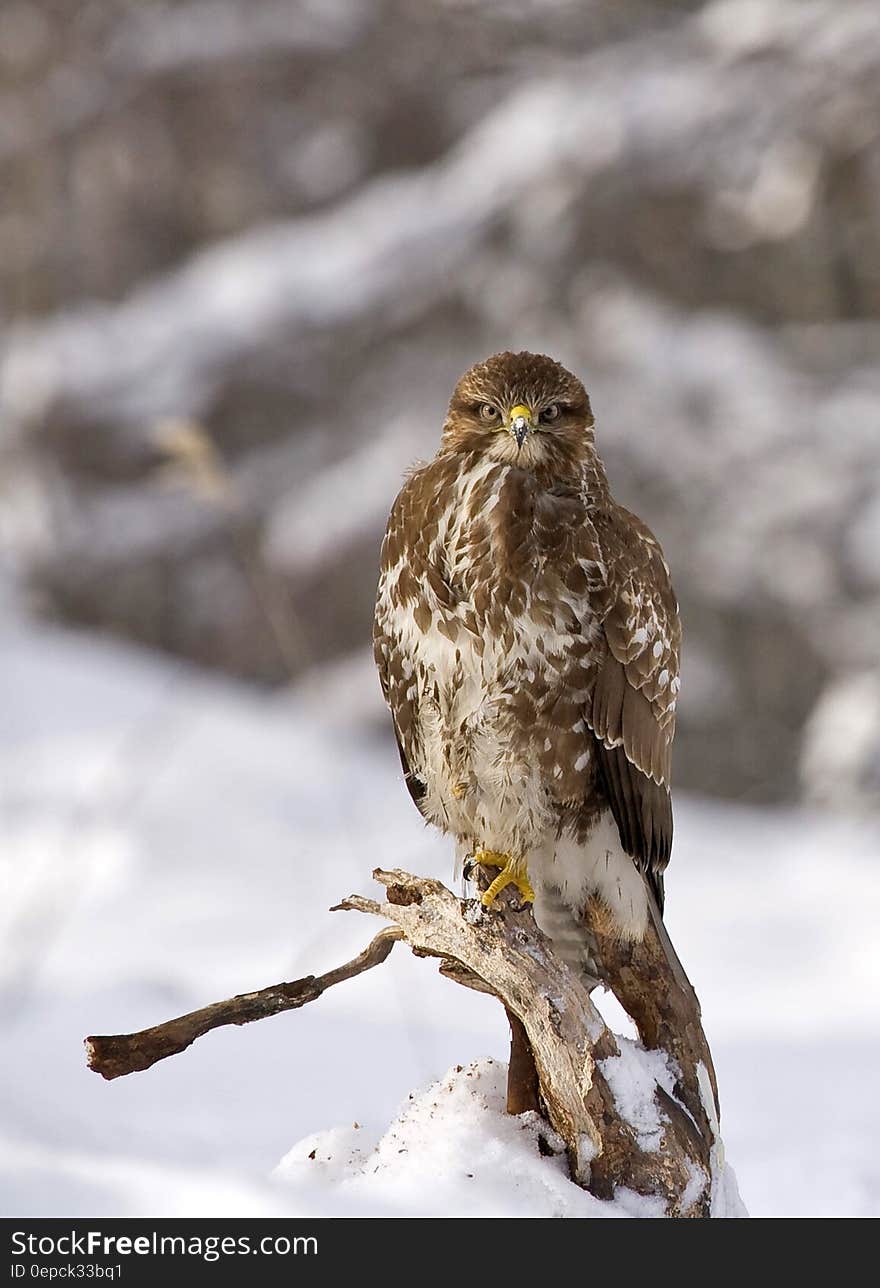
[373,351,680,955]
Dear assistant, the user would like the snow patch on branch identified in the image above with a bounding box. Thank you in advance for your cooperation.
[698,1060,748,1218]
[599,1038,679,1153]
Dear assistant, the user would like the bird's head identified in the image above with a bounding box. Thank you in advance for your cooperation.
[441,351,595,475]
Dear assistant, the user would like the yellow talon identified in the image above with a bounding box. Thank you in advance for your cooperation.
[477,854,535,908]
[473,848,507,870]
[451,782,468,800]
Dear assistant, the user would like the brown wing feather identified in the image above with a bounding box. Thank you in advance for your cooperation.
[373,475,431,820]
[393,731,428,815]
[586,507,680,911]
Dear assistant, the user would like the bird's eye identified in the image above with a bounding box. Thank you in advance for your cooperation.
[540,403,561,423]
[479,403,501,422]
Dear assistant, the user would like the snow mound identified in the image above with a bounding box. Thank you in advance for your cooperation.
[275,1058,747,1218]
[276,1059,611,1217]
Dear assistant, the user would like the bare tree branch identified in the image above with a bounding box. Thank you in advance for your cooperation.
[343,868,713,1214]
[587,893,720,1141]
[85,868,720,1215]
[85,926,402,1080]
[505,1009,541,1116]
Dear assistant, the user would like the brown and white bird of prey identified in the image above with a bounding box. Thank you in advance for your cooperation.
[373,351,680,969]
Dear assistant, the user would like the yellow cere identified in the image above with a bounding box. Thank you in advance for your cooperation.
[508,404,533,426]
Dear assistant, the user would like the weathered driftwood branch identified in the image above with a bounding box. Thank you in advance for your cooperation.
[339,870,714,1214]
[85,868,721,1216]
[86,927,402,1080]
[505,1009,541,1116]
[587,894,719,1142]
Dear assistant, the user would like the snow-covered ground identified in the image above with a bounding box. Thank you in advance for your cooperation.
[1,617,878,1217]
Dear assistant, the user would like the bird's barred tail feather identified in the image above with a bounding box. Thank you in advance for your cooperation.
[644,880,692,997]
[534,869,688,1002]
[532,881,604,992]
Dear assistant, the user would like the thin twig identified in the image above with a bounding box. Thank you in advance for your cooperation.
[85,926,402,1080]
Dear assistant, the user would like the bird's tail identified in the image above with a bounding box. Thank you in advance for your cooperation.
[643,878,693,997]
[533,873,692,1004]
[531,880,604,992]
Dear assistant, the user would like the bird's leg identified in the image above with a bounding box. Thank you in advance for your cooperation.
[475,851,535,908]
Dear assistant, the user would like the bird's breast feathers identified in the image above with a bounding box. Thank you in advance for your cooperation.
[374,455,608,835]
[377,455,603,696]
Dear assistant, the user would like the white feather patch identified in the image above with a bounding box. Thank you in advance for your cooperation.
[530,812,648,940]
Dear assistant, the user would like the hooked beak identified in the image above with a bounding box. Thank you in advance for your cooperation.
[508,404,533,449]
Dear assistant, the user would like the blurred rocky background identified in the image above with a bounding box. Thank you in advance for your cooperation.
[1,0,879,808]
